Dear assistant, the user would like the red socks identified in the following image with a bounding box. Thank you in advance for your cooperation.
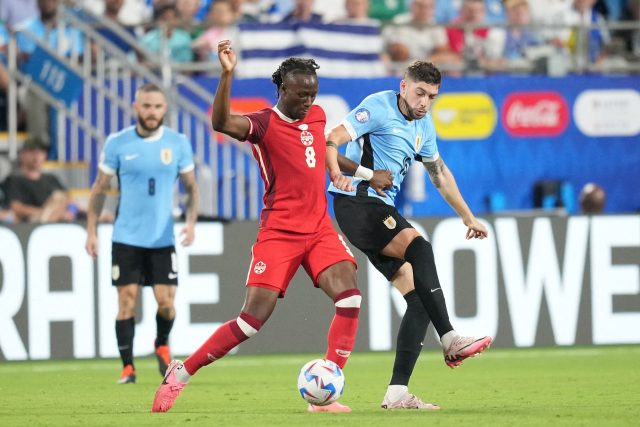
[325,289,361,368]
[183,312,262,375]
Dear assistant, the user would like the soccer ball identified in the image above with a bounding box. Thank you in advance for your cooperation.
[297,359,345,406]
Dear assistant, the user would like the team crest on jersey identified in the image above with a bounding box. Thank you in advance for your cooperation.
[355,108,370,123]
[415,135,422,150]
[383,215,397,230]
[161,148,172,165]
[300,130,314,146]
[254,261,267,274]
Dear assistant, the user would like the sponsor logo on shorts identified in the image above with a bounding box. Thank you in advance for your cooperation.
[112,265,120,280]
[383,215,397,230]
[168,272,178,280]
[254,261,267,274]
[355,108,370,123]
[207,353,217,362]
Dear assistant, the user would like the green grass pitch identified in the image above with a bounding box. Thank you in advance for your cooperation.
[0,346,638,426]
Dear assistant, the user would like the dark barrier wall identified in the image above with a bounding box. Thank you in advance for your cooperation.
[186,75,640,215]
[0,216,639,361]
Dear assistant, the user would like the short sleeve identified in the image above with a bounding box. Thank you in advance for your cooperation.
[243,109,271,144]
[178,134,195,173]
[99,136,119,175]
[341,94,387,141]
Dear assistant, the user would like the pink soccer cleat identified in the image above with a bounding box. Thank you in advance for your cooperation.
[444,335,492,368]
[307,401,352,413]
[381,392,440,410]
[151,360,187,413]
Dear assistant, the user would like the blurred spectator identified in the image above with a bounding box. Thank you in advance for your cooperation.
[436,0,505,23]
[80,0,153,26]
[193,0,239,61]
[0,177,15,224]
[620,0,639,56]
[280,0,323,22]
[549,0,611,64]
[579,182,606,213]
[15,0,85,148]
[4,137,77,223]
[528,0,571,25]
[95,0,138,53]
[446,0,491,60]
[368,0,407,22]
[383,0,460,73]
[178,0,203,26]
[15,0,84,58]
[333,0,379,24]
[141,3,194,63]
[0,0,38,28]
[595,0,629,21]
[485,0,547,68]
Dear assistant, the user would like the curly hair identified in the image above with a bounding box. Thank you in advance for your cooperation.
[404,61,441,86]
[271,58,320,97]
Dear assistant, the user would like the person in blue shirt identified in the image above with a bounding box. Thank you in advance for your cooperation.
[326,60,491,410]
[85,83,200,385]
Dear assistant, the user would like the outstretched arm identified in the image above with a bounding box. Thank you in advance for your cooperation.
[211,40,250,140]
[424,157,488,239]
[325,124,353,191]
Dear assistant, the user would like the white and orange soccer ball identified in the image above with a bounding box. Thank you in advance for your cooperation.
[297,359,345,406]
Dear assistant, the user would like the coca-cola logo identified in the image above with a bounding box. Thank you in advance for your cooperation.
[502,92,569,137]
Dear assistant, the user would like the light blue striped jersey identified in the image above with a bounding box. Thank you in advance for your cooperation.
[328,90,439,207]
[99,126,194,248]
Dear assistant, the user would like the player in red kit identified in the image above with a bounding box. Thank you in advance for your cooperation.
[152,40,361,414]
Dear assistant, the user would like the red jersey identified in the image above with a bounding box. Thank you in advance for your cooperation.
[243,105,331,233]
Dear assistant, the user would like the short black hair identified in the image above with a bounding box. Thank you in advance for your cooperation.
[404,61,441,86]
[271,57,320,97]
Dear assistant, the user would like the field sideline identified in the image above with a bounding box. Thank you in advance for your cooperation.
[0,346,638,426]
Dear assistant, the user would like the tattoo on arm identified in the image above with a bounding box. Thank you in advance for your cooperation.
[426,158,446,188]
[326,140,338,149]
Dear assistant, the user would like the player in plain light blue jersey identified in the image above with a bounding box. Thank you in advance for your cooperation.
[326,61,491,410]
[85,83,199,385]
[100,123,193,247]
[327,89,439,204]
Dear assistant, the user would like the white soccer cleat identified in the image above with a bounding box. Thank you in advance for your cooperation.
[443,335,492,368]
[381,392,440,410]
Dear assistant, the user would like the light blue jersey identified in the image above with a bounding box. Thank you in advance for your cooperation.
[99,126,194,248]
[328,90,439,207]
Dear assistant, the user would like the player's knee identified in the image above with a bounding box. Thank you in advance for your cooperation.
[404,236,434,264]
[237,311,263,338]
[334,288,362,309]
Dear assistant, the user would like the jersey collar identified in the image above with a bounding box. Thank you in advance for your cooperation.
[136,125,165,142]
[272,106,299,123]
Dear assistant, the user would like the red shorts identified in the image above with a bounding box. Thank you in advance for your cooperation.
[245,223,357,297]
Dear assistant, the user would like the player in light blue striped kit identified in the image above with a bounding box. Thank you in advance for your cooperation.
[85,83,199,384]
[326,61,492,409]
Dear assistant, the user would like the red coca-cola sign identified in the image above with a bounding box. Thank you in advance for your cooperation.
[502,92,569,137]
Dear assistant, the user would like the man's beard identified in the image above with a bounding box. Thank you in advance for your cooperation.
[138,116,164,132]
